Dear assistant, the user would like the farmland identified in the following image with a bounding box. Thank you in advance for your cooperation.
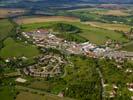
[15,16,80,25]
[0,37,39,58]
[69,8,130,16]
[90,9,130,16]
[0,18,39,59]
[85,21,131,32]
[0,19,14,41]
[0,8,26,18]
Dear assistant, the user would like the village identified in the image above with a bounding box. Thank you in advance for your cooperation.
[20,29,133,99]
[22,29,133,61]
[23,53,66,78]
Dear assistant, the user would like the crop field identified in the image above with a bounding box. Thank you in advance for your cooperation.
[0,19,14,41]
[68,7,130,17]
[0,38,39,58]
[21,21,129,45]
[85,21,131,32]
[91,9,130,16]
[0,8,26,18]
[15,16,80,24]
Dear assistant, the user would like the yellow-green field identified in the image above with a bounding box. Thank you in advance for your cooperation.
[68,7,130,17]
[0,8,26,18]
[85,21,131,32]
[15,16,80,24]
[91,10,130,16]
[0,38,39,58]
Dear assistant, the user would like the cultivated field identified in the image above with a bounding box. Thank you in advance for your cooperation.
[15,16,80,24]
[85,21,131,32]
[91,9,130,16]
[68,7,130,17]
[0,8,26,18]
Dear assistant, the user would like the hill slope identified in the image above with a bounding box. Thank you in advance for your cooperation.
[0,0,133,6]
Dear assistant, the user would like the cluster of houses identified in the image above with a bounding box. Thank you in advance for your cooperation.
[127,83,133,92]
[23,54,66,78]
[103,50,133,62]
[22,29,133,61]
[22,29,110,57]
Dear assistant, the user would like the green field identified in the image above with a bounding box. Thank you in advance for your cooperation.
[0,78,17,100]
[16,91,71,100]
[121,43,133,52]
[0,86,14,100]
[0,37,39,58]
[0,19,14,41]
[21,21,129,45]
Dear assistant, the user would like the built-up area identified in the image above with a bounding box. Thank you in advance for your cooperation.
[22,29,133,61]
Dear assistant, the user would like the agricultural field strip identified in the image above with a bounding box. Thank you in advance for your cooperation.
[16,85,74,100]
[14,16,80,25]
[0,8,26,18]
[84,21,132,32]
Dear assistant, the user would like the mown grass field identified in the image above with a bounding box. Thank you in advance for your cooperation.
[21,21,129,45]
[0,19,14,41]
[85,21,131,32]
[0,37,39,58]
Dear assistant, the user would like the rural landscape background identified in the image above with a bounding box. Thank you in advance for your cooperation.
[0,0,133,100]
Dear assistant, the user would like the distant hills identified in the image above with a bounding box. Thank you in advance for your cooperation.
[0,0,132,9]
[1,0,133,4]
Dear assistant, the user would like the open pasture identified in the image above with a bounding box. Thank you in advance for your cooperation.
[15,16,80,24]
[0,38,39,58]
[0,19,14,41]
